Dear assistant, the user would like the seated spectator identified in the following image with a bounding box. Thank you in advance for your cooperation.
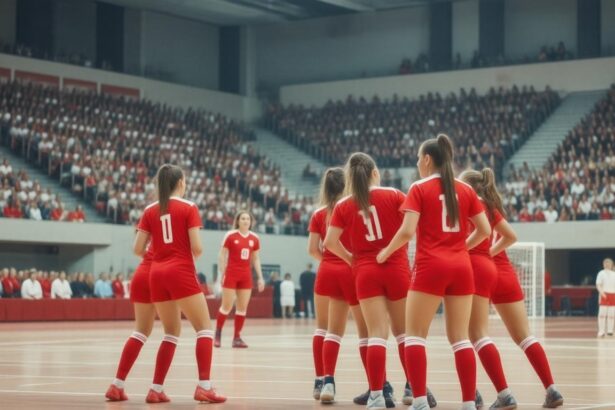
[3,197,23,218]
[544,205,558,223]
[94,273,113,298]
[112,273,125,299]
[50,203,66,221]
[21,270,43,299]
[51,271,72,299]
[70,272,88,298]
[39,271,52,298]
[67,205,86,223]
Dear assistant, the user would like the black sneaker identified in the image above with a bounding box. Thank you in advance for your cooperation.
[426,387,437,408]
[402,382,413,405]
[490,394,518,409]
[312,378,323,400]
[320,376,335,404]
[353,389,370,405]
[383,381,396,408]
[476,390,484,409]
[543,389,564,408]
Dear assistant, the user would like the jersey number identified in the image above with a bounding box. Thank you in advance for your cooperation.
[240,248,250,260]
[160,214,173,244]
[359,206,383,242]
[439,194,460,232]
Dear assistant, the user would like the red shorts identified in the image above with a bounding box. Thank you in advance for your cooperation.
[355,259,410,301]
[149,261,202,303]
[223,274,252,290]
[470,254,498,298]
[600,293,615,306]
[130,261,152,304]
[491,262,525,304]
[411,254,475,297]
[315,261,358,306]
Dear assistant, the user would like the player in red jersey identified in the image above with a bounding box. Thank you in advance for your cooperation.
[377,135,491,410]
[324,153,436,410]
[462,169,563,409]
[105,248,156,401]
[307,167,371,404]
[134,164,226,404]
[214,211,264,348]
[460,169,518,409]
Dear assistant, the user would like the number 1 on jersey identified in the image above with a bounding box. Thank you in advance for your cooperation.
[160,214,174,244]
[439,194,460,232]
[360,205,383,241]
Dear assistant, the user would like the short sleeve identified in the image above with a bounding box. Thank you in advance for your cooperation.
[253,236,261,251]
[222,232,232,249]
[329,202,346,229]
[137,209,151,233]
[187,205,202,229]
[401,184,422,214]
[493,208,504,225]
[596,271,604,286]
[468,189,484,217]
[308,211,322,234]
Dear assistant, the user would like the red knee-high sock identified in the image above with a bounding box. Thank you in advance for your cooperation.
[196,330,214,381]
[153,335,178,385]
[115,331,147,381]
[323,333,342,376]
[367,338,386,391]
[216,310,228,331]
[359,338,369,381]
[452,340,477,402]
[405,336,427,398]
[520,336,554,389]
[234,312,246,338]
[312,329,326,378]
[395,334,409,382]
[474,337,508,392]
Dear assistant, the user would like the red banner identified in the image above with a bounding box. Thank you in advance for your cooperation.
[101,84,140,99]
[15,70,60,87]
[64,78,97,92]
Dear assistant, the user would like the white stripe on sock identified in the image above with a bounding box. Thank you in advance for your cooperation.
[395,333,406,345]
[405,336,427,347]
[519,336,538,351]
[452,339,473,352]
[358,338,368,347]
[324,333,342,344]
[162,335,179,344]
[367,337,387,347]
[197,330,215,339]
[473,337,493,352]
[314,329,327,337]
[130,331,147,344]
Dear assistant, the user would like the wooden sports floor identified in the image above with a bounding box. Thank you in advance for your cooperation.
[0,317,613,410]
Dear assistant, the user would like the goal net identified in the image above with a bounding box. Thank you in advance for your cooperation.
[407,241,545,318]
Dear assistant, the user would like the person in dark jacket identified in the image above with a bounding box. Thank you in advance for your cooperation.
[269,271,282,318]
[299,263,316,319]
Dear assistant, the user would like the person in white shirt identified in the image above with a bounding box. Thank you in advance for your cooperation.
[51,271,72,299]
[544,205,558,223]
[596,258,615,337]
[21,271,43,300]
[280,273,296,319]
[28,201,42,221]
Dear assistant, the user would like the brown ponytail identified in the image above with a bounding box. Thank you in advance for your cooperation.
[420,134,459,226]
[156,164,184,214]
[319,167,345,212]
[459,167,505,220]
[345,152,376,216]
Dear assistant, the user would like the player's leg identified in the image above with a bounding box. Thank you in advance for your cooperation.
[360,295,390,409]
[320,298,349,403]
[470,296,516,409]
[177,293,226,403]
[147,301,181,403]
[232,288,252,347]
[386,296,413,407]
[312,293,329,399]
[606,299,615,335]
[106,303,156,401]
[215,287,237,347]
[495,301,563,408]
[598,303,607,337]
[350,303,372,405]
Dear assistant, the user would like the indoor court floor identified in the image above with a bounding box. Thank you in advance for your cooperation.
[0,317,613,409]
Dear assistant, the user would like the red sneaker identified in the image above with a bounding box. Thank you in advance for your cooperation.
[194,385,227,403]
[145,389,171,403]
[105,384,128,401]
[214,330,221,348]
[232,337,248,348]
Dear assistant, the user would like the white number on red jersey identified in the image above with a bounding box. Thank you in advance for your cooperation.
[160,214,173,244]
[359,205,383,242]
[240,248,250,260]
[439,194,460,232]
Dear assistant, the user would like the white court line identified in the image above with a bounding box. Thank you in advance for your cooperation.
[18,382,65,388]
[570,404,615,410]
[0,338,115,347]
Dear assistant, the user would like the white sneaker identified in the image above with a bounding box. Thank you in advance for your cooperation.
[320,382,335,404]
[598,332,606,337]
[367,391,386,409]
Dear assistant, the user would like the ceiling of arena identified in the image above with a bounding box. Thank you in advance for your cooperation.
[100,0,460,25]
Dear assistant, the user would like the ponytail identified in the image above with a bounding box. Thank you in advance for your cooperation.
[345,152,377,216]
[318,167,345,212]
[156,164,184,214]
[459,167,505,220]
[420,134,459,226]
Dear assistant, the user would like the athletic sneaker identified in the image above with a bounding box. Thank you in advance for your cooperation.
[402,382,413,405]
[320,376,336,404]
[598,332,605,337]
[105,384,128,401]
[475,390,484,409]
[383,381,395,408]
[145,389,170,403]
[426,388,438,408]
[313,378,324,400]
[367,391,386,410]
[608,333,614,336]
[214,329,222,348]
[232,337,248,348]
[353,388,370,405]
[543,389,564,408]
[194,385,227,403]
[490,394,518,409]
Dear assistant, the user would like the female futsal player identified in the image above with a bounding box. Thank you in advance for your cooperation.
[325,153,436,410]
[307,167,373,404]
[460,169,517,409]
[377,135,491,410]
[134,164,226,404]
[465,169,564,408]
[105,248,155,401]
[214,211,264,348]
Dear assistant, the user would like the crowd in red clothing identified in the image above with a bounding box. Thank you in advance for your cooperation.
[499,85,615,222]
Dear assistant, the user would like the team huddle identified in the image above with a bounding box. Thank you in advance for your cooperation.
[102,134,564,409]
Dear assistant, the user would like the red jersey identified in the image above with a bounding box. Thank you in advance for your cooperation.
[402,175,483,266]
[112,279,125,298]
[469,201,503,256]
[330,187,408,265]
[1,277,13,295]
[222,230,260,277]
[308,206,352,265]
[491,209,513,267]
[138,196,202,272]
[40,278,51,298]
